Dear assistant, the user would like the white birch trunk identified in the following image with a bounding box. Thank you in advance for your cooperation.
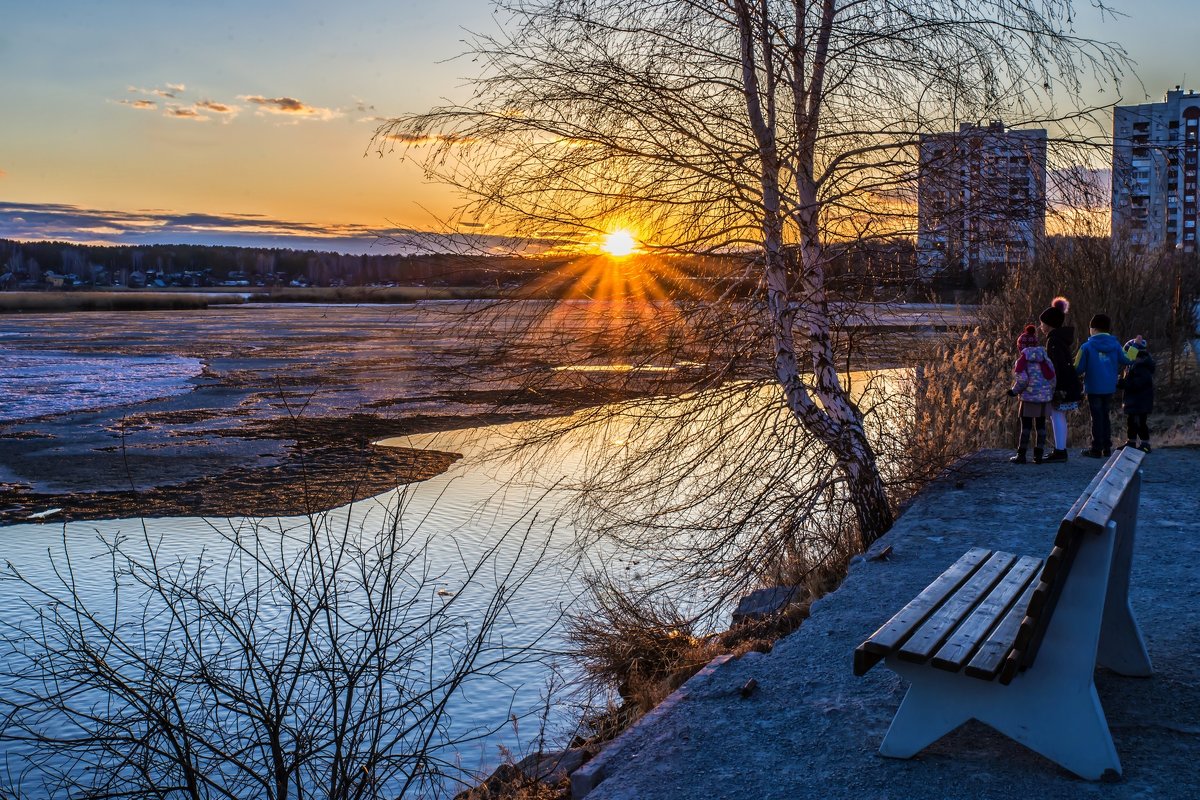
[736,0,894,546]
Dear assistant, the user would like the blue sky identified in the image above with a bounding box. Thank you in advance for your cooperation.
[0,1,1192,253]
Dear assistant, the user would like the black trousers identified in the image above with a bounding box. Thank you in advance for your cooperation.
[1087,393,1113,451]
[1126,413,1150,442]
[1018,415,1047,449]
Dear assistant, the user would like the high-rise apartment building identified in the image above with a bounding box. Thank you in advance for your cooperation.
[917,121,1047,278]
[1112,88,1200,252]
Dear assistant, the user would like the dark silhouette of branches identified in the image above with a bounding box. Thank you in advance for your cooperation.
[0,492,558,799]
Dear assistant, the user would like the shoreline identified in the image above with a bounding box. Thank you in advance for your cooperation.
[0,301,965,527]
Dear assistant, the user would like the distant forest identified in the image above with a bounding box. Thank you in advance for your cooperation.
[0,238,582,290]
[0,236,941,298]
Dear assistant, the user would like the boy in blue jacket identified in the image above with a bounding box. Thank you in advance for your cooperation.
[1073,313,1133,458]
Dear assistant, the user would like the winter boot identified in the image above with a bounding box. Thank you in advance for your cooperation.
[1010,448,1027,464]
[1033,447,1044,464]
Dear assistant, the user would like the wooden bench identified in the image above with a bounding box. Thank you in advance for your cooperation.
[854,447,1151,780]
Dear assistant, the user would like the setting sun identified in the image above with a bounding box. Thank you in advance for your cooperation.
[602,229,638,257]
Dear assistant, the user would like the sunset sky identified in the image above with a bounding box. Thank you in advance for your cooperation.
[0,1,1192,253]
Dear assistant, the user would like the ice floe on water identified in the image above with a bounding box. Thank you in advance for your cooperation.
[0,350,203,422]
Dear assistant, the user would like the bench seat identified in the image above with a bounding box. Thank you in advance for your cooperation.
[854,547,1042,681]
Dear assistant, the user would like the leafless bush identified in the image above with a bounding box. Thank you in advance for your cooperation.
[0,494,555,799]
[565,574,713,714]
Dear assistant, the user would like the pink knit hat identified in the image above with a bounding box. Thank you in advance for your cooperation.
[1016,324,1038,350]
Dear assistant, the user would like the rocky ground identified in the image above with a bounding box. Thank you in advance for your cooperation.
[579,447,1200,800]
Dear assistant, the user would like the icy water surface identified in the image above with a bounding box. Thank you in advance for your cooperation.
[0,350,201,422]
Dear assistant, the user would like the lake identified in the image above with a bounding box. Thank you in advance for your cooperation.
[0,302,921,795]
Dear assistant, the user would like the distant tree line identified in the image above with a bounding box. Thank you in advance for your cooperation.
[1,236,1006,300]
[0,239,574,291]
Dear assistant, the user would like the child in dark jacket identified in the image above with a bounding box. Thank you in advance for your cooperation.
[1038,296,1081,462]
[1119,336,1155,452]
[1007,325,1056,464]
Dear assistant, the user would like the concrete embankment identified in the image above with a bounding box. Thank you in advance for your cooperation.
[576,448,1200,800]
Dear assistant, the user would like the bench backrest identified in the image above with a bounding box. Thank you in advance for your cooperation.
[1000,447,1145,682]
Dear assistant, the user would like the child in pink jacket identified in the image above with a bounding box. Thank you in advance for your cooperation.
[1006,325,1057,464]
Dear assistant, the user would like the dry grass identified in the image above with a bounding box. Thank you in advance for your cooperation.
[0,291,247,313]
[566,533,852,745]
[250,285,498,303]
[1151,350,1200,446]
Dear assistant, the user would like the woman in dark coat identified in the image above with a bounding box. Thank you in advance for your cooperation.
[1037,296,1082,462]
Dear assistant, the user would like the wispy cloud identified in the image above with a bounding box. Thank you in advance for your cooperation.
[194,99,240,122]
[117,85,346,124]
[127,84,186,99]
[116,84,245,122]
[165,106,206,121]
[195,99,236,114]
[0,201,551,256]
[117,98,158,110]
[240,95,339,121]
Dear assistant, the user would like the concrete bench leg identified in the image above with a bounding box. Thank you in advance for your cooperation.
[881,659,1121,780]
[1098,596,1153,677]
[878,675,970,758]
[1098,479,1153,677]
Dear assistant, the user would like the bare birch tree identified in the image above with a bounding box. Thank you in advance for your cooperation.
[376,1,1127,580]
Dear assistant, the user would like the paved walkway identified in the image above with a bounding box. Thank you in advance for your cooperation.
[583,448,1200,800]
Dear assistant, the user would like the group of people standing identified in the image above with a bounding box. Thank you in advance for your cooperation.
[1007,296,1156,464]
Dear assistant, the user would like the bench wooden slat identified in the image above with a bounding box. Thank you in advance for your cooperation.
[1075,449,1144,534]
[897,551,1017,663]
[930,555,1042,672]
[1062,450,1121,524]
[1038,543,1071,587]
[852,547,991,676]
[963,577,1039,680]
